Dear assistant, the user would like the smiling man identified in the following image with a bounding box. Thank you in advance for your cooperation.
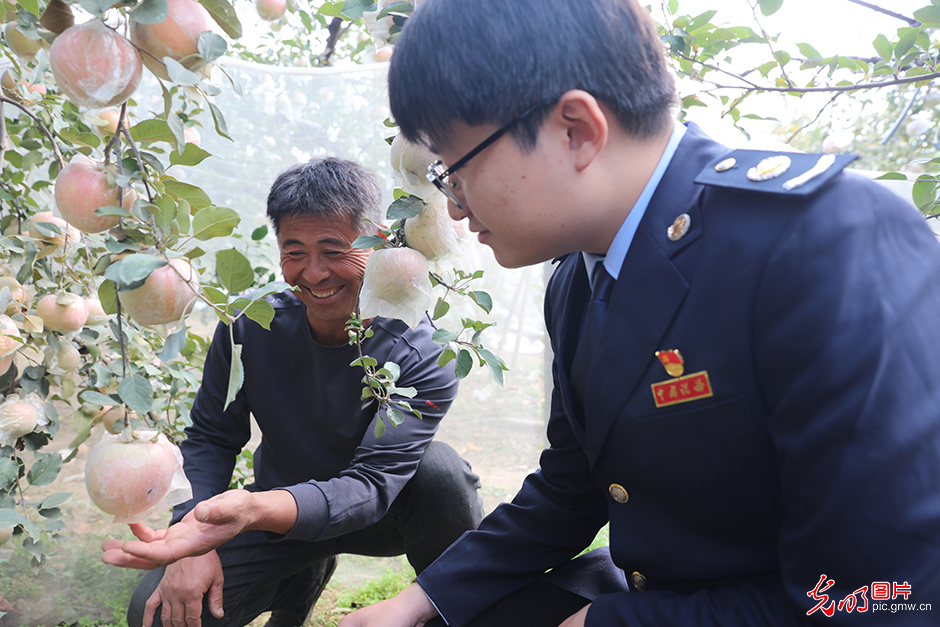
[106,157,483,627]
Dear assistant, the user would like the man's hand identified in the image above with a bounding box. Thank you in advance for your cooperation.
[101,490,268,569]
[558,603,590,627]
[338,582,439,627]
[142,551,225,627]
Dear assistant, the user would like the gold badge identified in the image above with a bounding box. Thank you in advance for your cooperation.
[747,155,791,181]
[667,213,690,242]
[655,349,685,378]
[782,154,836,191]
[715,157,736,172]
[651,371,714,408]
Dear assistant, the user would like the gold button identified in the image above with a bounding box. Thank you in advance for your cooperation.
[631,571,648,592]
[608,483,629,504]
[715,157,736,172]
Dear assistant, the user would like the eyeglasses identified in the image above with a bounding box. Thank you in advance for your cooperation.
[426,101,554,209]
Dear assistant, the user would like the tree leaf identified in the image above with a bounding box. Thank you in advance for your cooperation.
[165,58,202,87]
[39,492,72,510]
[242,299,275,330]
[130,118,175,144]
[106,254,167,292]
[896,28,920,60]
[130,0,169,24]
[79,390,120,406]
[386,195,424,220]
[387,407,404,427]
[216,249,254,292]
[913,6,940,27]
[27,453,62,487]
[432,297,449,320]
[0,455,20,491]
[207,100,232,141]
[478,348,507,387]
[197,30,227,63]
[0,508,40,540]
[351,235,386,249]
[341,0,377,19]
[170,142,212,167]
[192,206,240,240]
[469,290,493,313]
[158,321,188,361]
[431,328,459,344]
[166,111,187,154]
[163,180,213,209]
[224,343,244,411]
[757,0,783,16]
[872,34,892,62]
[118,374,154,414]
[199,0,242,38]
[455,349,473,379]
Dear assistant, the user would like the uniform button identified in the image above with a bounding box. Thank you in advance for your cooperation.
[608,483,629,504]
[631,571,648,592]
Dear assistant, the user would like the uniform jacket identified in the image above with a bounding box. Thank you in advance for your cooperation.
[417,123,940,625]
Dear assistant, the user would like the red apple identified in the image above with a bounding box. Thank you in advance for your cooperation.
[36,292,89,333]
[54,155,136,233]
[256,0,287,21]
[130,0,214,81]
[120,257,200,326]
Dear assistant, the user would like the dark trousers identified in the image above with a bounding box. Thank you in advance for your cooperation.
[128,441,483,627]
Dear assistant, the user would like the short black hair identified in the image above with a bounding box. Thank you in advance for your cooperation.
[389,0,677,152]
[266,157,383,236]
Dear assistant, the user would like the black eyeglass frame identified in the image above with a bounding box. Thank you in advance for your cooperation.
[425,101,555,209]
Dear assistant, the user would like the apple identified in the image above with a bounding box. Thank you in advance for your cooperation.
[183,125,200,146]
[120,257,200,326]
[373,46,393,62]
[44,339,80,374]
[50,20,142,109]
[359,247,433,329]
[0,393,45,445]
[0,314,21,358]
[27,211,81,247]
[3,21,41,60]
[1,69,46,103]
[99,406,136,434]
[0,276,26,314]
[84,296,109,325]
[404,198,467,262]
[130,0,214,81]
[389,132,440,201]
[256,0,287,21]
[54,154,136,233]
[36,292,89,333]
[84,433,180,521]
[93,107,130,136]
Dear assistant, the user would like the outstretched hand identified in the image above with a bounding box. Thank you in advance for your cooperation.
[101,490,255,570]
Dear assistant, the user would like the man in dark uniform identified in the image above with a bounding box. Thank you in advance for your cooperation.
[335,0,940,625]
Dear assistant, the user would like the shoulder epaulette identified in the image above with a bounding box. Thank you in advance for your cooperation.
[694,149,859,196]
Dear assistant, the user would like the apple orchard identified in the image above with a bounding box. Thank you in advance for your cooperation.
[3,0,940,570]
[0,0,511,567]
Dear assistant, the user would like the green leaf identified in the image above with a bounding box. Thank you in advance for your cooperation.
[351,235,387,249]
[106,254,168,292]
[249,280,292,300]
[158,321,188,361]
[796,42,821,59]
[79,390,120,406]
[27,453,62,487]
[118,374,154,414]
[164,180,212,209]
[39,492,72,510]
[192,206,240,240]
[242,299,275,330]
[757,0,783,16]
[199,0,242,38]
[130,118,175,144]
[377,1,411,19]
[251,225,268,241]
[876,172,908,181]
[165,58,203,87]
[0,455,20,491]
[387,407,405,427]
[95,205,132,218]
[0,508,40,540]
[913,6,940,27]
[207,100,232,141]
[373,415,386,438]
[478,348,507,387]
[432,297,450,320]
[224,343,244,411]
[341,0,377,19]
[197,31,227,63]
[455,349,473,379]
[97,280,117,315]
[873,34,893,62]
[896,28,920,60]
[469,290,493,313]
[216,249,254,292]
[432,328,459,344]
[912,177,939,212]
[773,50,790,66]
[130,0,169,24]
[170,142,212,167]
[387,195,425,220]
[166,111,187,154]
[17,0,40,17]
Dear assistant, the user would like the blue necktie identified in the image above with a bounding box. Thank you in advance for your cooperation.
[571,263,616,404]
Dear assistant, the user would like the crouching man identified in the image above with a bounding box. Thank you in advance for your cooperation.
[103,157,483,627]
